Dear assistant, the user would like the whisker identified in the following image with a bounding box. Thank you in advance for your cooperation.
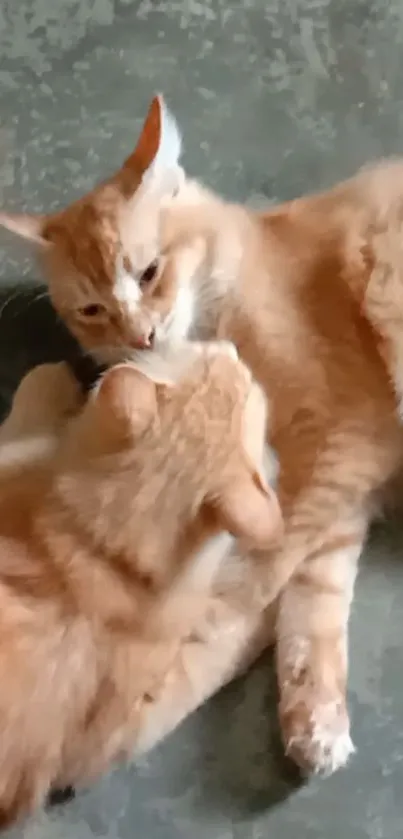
[10,290,50,319]
[0,288,28,321]
[0,286,49,322]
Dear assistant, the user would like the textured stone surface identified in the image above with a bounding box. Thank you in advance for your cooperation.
[1,1,403,836]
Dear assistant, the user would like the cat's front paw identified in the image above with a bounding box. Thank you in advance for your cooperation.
[12,362,83,431]
[280,694,354,776]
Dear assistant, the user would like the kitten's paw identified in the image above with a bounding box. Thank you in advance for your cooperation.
[280,697,354,776]
[13,363,83,429]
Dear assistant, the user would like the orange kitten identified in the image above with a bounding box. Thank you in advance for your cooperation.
[0,341,281,827]
[2,96,403,776]
[0,358,279,782]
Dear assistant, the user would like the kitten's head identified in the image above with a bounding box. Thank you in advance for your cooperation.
[0,96,207,362]
[57,340,281,586]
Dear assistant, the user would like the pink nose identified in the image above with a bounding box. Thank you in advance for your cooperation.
[130,327,155,350]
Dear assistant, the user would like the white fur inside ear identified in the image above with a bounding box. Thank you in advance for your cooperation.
[142,98,182,188]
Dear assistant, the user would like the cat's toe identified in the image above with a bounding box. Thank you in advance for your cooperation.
[280,697,354,776]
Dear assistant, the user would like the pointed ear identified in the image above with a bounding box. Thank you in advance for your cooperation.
[214,471,283,550]
[95,364,157,438]
[0,211,48,247]
[124,94,182,180]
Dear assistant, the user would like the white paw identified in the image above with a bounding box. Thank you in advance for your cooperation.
[282,700,355,776]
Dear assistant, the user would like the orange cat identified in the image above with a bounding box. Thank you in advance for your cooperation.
[0,341,281,827]
[2,96,403,776]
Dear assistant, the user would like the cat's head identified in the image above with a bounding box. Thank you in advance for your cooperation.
[57,340,281,588]
[0,96,212,362]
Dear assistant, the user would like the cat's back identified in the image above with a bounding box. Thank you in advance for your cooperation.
[252,159,403,352]
[232,164,403,441]
[258,157,403,258]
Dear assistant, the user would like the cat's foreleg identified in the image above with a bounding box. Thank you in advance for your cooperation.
[131,543,278,754]
[0,363,83,467]
[276,523,365,775]
[0,362,82,440]
[134,599,276,755]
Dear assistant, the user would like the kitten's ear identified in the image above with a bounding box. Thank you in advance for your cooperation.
[96,364,157,437]
[124,94,182,183]
[214,471,283,549]
[0,211,48,248]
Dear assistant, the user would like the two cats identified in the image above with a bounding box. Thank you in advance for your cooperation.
[2,94,403,775]
[0,340,281,826]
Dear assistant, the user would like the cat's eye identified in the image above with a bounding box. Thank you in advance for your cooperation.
[79,304,104,318]
[139,260,158,288]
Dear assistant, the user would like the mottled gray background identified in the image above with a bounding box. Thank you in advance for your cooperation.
[1,1,403,837]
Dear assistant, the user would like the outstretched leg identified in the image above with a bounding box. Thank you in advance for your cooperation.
[270,425,388,775]
[276,531,364,774]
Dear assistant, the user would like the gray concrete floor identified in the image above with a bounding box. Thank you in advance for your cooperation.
[1,1,403,837]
